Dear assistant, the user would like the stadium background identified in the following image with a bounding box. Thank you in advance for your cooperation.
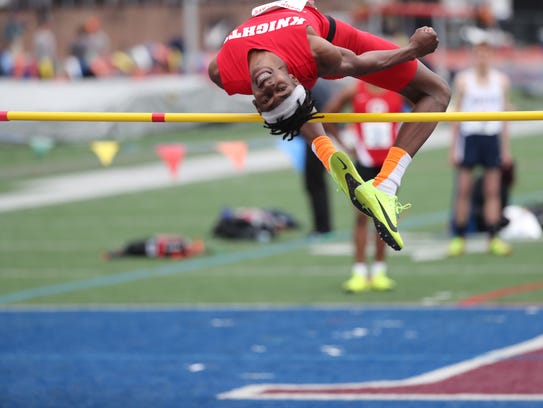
[1,1,542,407]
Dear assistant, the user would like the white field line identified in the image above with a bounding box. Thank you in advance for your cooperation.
[218,334,543,400]
[1,122,541,213]
[0,149,290,213]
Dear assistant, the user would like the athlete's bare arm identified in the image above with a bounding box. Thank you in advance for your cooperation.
[208,57,223,89]
[308,26,439,78]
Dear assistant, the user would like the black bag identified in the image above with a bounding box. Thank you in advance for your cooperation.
[212,207,299,242]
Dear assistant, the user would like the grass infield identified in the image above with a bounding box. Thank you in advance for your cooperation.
[0,128,542,306]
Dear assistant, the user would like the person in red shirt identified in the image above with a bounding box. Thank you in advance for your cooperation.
[325,82,404,292]
[208,1,450,251]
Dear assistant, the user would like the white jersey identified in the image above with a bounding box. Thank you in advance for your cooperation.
[459,68,505,136]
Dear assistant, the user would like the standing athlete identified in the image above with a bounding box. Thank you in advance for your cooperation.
[448,37,512,256]
[325,82,404,292]
[208,1,450,250]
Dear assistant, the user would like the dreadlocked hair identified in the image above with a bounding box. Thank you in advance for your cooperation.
[263,89,324,141]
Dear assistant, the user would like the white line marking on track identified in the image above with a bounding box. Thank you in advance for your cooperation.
[218,334,543,400]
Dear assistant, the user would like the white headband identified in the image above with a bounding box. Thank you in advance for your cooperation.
[260,85,306,124]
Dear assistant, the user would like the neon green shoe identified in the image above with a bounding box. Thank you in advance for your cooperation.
[489,237,512,256]
[329,151,370,217]
[447,237,465,257]
[343,274,371,293]
[329,153,410,250]
[354,180,411,251]
[370,270,395,291]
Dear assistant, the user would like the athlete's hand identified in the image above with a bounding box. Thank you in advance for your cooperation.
[409,26,439,58]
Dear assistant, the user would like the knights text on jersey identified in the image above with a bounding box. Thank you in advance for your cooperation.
[216,6,328,95]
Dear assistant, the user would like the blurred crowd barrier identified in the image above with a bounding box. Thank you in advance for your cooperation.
[0,74,254,142]
[1,1,542,81]
[0,10,194,79]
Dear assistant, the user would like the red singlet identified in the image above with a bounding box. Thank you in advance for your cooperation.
[216,5,418,96]
[351,82,403,167]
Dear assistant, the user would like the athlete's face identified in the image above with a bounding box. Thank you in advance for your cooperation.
[250,67,300,113]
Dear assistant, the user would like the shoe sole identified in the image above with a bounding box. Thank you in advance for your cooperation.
[373,218,402,251]
[355,186,403,251]
[343,285,370,294]
[330,152,403,251]
[329,152,370,216]
[490,249,512,256]
[371,283,395,291]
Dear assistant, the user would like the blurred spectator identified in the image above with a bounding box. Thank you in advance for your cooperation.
[324,81,404,293]
[3,10,25,55]
[1,10,26,77]
[65,17,112,78]
[33,13,57,79]
[167,36,184,72]
[84,16,111,77]
[204,19,231,52]
[69,24,87,62]
[63,18,183,79]
[0,41,10,76]
[66,24,90,78]
[475,2,496,29]
[448,35,513,257]
[2,12,185,80]
[304,79,334,238]
[470,161,515,234]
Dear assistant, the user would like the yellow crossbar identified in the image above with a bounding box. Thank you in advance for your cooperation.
[1,110,543,123]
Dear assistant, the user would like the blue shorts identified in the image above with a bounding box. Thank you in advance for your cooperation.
[457,134,502,169]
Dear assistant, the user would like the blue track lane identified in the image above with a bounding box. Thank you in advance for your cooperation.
[0,307,542,408]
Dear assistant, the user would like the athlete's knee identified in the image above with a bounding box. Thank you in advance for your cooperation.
[419,74,450,111]
[483,180,501,197]
[432,77,451,111]
[403,67,451,110]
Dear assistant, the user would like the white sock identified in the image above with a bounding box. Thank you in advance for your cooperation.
[376,154,412,196]
[371,261,387,276]
[352,263,369,279]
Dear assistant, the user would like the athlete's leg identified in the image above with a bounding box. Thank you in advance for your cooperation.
[330,21,450,194]
[363,164,393,289]
[370,235,394,291]
[326,23,449,250]
[354,212,369,265]
[299,121,371,220]
[482,167,502,230]
[453,167,474,230]
[479,135,506,237]
[374,229,387,263]
[483,167,512,255]
[299,120,405,251]
[397,62,451,157]
[371,63,450,196]
[344,211,371,293]
[304,149,332,234]
[447,166,472,256]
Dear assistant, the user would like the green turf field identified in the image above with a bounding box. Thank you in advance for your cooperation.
[0,125,542,306]
[0,123,270,193]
